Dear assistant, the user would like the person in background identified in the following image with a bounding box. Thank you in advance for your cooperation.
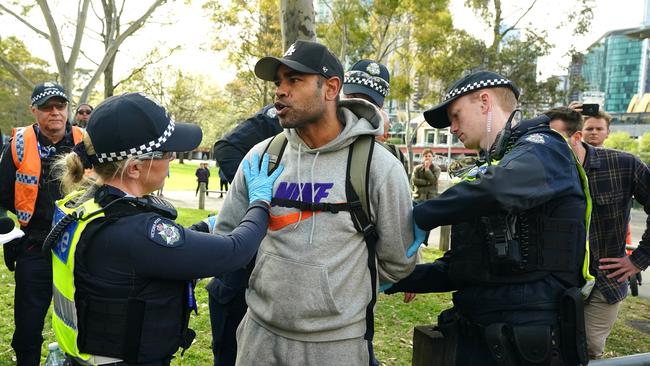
[73,103,93,128]
[568,102,611,148]
[546,107,650,359]
[47,92,283,366]
[411,148,441,203]
[0,82,83,365]
[219,168,229,198]
[195,162,210,196]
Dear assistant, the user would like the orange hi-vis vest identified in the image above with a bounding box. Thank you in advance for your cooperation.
[11,124,83,226]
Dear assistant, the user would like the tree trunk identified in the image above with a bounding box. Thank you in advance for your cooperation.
[104,56,116,98]
[280,0,317,50]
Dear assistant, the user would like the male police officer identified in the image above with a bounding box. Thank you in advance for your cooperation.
[386,71,591,366]
[0,82,83,365]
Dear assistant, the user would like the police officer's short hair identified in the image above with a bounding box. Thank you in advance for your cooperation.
[468,87,517,112]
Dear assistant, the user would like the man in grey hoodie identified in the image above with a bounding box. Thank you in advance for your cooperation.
[215,40,416,365]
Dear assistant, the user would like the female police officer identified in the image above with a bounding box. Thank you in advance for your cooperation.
[45,92,283,366]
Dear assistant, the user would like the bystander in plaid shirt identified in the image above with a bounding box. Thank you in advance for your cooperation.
[583,143,650,304]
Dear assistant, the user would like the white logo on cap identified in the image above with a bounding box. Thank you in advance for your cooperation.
[284,44,296,57]
[366,63,381,76]
[322,66,328,74]
[44,82,55,87]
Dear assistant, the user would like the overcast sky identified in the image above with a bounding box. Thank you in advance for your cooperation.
[2,0,646,89]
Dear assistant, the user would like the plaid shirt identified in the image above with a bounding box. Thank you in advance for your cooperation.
[583,143,650,304]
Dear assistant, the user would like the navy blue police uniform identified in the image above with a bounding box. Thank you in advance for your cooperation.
[62,185,270,365]
[387,71,590,366]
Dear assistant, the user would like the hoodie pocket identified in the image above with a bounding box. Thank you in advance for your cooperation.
[249,252,341,321]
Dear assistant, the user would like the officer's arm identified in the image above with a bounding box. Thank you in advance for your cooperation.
[132,201,269,280]
[630,157,650,270]
[213,140,245,183]
[414,137,577,231]
[385,254,455,294]
[0,143,16,213]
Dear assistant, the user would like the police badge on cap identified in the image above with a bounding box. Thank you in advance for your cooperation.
[343,59,390,108]
[423,71,520,128]
[31,82,69,106]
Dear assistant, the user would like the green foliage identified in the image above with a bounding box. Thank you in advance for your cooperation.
[116,66,240,149]
[639,133,650,164]
[0,36,55,134]
[604,131,640,155]
[204,0,283,111]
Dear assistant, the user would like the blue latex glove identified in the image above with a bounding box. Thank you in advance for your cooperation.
[201,215,218,234]
[379,282,393,293]
[406,217,427,258]
[243,153,284,203]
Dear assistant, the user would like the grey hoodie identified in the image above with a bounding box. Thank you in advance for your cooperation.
[215,98,415,342]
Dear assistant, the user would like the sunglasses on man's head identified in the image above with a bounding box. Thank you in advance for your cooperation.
[37,101,68,112]
[77,109,92,115]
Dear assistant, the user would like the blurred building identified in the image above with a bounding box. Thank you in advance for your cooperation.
[569,0,650,113]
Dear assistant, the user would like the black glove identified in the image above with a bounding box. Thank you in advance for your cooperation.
[3,237,21,271]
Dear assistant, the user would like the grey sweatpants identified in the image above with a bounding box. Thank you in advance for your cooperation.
[235,313,369,366]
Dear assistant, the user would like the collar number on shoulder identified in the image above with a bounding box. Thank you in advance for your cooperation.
[148,217,184,247]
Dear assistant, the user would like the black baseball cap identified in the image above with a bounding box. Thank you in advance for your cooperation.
[343,59,390,107]
[255,40,344,83]
[31,82,69,106]
[86,93,202,163]
[423,71,520,128]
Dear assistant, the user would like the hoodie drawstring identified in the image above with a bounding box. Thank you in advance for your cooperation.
[308,151,320,245]
[292,143,303,230]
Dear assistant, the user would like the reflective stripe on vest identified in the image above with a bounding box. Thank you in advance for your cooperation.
[51,190,121,365]
[11,125,83,226]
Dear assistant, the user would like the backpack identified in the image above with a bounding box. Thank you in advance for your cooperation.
[261,133,379,343]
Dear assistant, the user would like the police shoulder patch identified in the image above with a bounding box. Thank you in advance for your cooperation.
[147,216,184,248]
[525,133,546,144]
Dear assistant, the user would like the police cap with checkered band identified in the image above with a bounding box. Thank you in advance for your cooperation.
[343,59,390,108]
[31,81,69,106]
[254,40,344,84]
[86,93,202,163]
[423,71,520,128]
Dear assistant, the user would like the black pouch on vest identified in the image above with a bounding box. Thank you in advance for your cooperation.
[510,325,552,365]
[484,323,518,366]
[560,287,588,366]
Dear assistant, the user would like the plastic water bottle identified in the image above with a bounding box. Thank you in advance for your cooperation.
[44,342,66,366]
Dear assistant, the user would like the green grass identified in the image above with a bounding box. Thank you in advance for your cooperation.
[1,239,649,365]
[165,161,220,192]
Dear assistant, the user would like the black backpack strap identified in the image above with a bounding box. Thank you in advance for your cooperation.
[262,133,288,175]
[346,135,378,343]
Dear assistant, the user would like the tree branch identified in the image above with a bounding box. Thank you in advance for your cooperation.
[500,0,537,38]
[80,0,166,102]
[0,52,34,90]
[0,3,50,39]
[112,45,180,89]
[36,0,66,77]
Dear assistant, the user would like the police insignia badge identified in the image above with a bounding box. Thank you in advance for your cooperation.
[525,133,546,144]
[148,217,184,247]
[366,62,381,76]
